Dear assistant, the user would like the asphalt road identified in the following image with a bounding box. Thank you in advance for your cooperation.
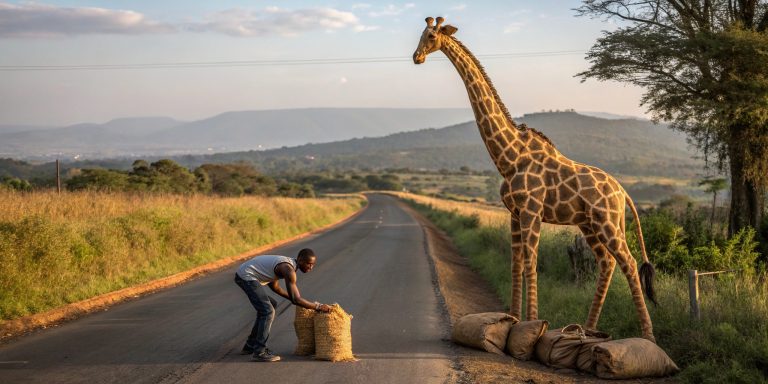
[0,194,455,384]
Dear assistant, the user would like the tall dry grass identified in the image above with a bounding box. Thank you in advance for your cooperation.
[388,191,571,232]
[0,190,364,320]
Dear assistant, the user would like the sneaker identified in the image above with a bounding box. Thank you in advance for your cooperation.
[252,349,281,362]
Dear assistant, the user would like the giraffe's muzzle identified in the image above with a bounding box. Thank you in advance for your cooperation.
[413,51,425,64]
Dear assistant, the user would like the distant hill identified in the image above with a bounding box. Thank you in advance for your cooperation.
[196,111,702,179]
[1,112,704,183]
[0,108,473,160]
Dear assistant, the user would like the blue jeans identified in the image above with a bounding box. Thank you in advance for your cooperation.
[234,274,277,354]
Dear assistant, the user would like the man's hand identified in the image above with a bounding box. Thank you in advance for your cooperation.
[317,304,332,313]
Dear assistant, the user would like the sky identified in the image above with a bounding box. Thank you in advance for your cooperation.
[0,1,646,126]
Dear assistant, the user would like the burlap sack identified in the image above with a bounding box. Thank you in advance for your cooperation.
[451,312,518,355]
[505,320,549,360]
[314,304,355,362]
[294,306,316,356]
[534,324,611,370]
[593,338,680,379]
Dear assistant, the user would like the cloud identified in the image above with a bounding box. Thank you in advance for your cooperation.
[503,21,526,33]
[340,77,348,84]
[450,4,467,11]
[351,3,372,9]
[0,2,173,38]
[189,7,373,36]
[368,3,416,18]
[354,25,380,32]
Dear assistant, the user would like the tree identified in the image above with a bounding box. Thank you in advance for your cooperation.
[699,176,729,233]
[576,0,768,235]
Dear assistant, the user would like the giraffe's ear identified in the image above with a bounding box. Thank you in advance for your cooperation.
[440,25,458,36]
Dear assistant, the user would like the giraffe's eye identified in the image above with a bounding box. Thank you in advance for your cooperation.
[428,33,437,40]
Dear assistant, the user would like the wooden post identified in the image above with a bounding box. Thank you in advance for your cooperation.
[56,159,61,193]
[688,269,700,320]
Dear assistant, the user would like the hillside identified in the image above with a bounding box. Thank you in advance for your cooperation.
[1,112,705,184]
[0,108,473,160]
[200,111,702,179]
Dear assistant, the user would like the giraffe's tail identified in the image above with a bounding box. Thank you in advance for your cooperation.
[626,194,657,306]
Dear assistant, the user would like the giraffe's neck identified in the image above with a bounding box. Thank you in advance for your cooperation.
[440,36,525,168]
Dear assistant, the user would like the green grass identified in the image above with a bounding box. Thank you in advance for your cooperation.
[403,197,768,383]
[0,191,364,321]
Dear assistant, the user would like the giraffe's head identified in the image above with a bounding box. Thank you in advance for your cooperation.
[413,16,458,64]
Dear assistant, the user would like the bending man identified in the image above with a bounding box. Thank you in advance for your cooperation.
[234,248,331,362]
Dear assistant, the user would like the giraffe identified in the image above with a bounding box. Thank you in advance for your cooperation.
[413,16,657,342]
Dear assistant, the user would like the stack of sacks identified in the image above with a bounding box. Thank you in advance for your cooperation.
[313,304,356,362]
[451,314,679,379]
[534,324,611,371]
[591,338,680,379]
[451,312,518,355]
[293,306,316,356]
[505,320,549,360]
[293,303,356,362]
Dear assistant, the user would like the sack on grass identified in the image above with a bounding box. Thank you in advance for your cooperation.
[451,312,518,355]
[505,320,549,360]
[593,338,680,379]
[534,324,611,370]
[314,304,355,362]
[294,306,316,356]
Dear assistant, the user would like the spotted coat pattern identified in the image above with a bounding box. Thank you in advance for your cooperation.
[413,19,655,341]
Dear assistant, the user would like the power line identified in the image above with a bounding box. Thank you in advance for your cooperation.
[0,50,584,71]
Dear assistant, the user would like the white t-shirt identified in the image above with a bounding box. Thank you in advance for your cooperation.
[236,255,297,285]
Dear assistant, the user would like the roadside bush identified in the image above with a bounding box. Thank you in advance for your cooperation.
[627,210,761,275]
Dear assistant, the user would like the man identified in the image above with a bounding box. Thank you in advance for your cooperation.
[234,248,331,362]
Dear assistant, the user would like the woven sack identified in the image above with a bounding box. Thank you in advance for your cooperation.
[534,324,611,370]
[593,338,680,379]
[451,312,518,355]
[294,306,316,356]
[505,320,549,360]
[314,304,355,362]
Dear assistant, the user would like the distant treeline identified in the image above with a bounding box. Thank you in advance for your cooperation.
[1,158,405,197]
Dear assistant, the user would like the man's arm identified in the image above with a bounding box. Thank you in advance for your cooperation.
[271,263,331,312]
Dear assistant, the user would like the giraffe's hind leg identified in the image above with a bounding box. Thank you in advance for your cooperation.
[579,226,616,331]
[603,236,655,343]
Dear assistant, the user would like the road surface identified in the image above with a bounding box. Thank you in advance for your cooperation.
[0,194,455,384]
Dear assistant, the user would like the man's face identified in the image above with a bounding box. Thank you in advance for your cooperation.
[298,257,316,273]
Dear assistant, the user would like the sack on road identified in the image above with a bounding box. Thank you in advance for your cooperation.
[534,324,610,370]
[314,304,355,362]
[294,306,316,356]
[505,320,548,360]
[593,338,680,379]
[451,312,518,355]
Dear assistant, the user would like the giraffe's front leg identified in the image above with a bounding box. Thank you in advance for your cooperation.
[510,215,524,320]
[519,210,542,321]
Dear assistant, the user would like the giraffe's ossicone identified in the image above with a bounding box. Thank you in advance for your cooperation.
[413,16,657,343]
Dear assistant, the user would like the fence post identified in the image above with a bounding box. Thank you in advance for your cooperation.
[688,269,700,320]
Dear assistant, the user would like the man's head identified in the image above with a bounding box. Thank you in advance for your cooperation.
[296,248,317,273]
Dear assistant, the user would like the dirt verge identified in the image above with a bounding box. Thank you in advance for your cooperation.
[0,195,368,343]
[401,201,675,384]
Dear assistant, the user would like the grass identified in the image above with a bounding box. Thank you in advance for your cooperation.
[0,190,364,321]
[399,193,768,384]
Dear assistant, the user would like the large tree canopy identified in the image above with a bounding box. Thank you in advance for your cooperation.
[577,0,768,234]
